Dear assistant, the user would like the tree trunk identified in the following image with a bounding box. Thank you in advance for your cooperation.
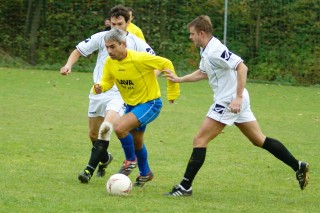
[254,1,261,58]
[25,0,45,65]
[159,0,168,53]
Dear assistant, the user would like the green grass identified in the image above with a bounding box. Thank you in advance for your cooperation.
[0,68,319,213]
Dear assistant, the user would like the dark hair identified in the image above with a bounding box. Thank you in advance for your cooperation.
[187,15,214,35]
[108,5,130,23]
[126,7,134,17]
[126,7,133,12]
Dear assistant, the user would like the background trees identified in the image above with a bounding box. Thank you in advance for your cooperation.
[0,0,318,85]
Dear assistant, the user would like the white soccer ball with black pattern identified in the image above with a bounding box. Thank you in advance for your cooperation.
[106,174,132,196]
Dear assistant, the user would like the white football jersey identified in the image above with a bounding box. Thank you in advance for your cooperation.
[76,31,155,94]
[199,37,243,101]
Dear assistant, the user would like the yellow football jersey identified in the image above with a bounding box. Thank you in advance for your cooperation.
[127,22,146,42]
[95,50,180,106]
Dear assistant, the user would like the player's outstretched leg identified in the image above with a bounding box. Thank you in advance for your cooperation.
[296,161,309,190]
[261,137,310,190]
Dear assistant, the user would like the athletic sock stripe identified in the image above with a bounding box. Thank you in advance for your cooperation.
[87,165,95,170]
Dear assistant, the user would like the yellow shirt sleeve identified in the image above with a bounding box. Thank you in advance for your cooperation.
[94,50,180,105]
[137,51,180,102]
[127,23,146,42]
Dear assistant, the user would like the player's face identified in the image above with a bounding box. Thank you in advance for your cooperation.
[104,19,111,27]
[189,26,202,48]
[110,16,128,32]
[105,40,126,61]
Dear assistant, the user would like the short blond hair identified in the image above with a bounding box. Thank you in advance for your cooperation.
[187,15,213,35]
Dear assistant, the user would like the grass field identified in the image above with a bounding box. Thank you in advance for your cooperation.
[0,68,319,213]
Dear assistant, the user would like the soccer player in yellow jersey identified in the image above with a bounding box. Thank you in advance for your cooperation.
[93,28,180,187]
[126,7,146,41]
[61,5,156,184]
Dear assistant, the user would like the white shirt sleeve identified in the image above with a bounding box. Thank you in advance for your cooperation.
[213,47,243,70]
[126,33,155,55]
[76,32,106,57]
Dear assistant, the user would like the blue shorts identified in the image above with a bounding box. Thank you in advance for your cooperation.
[125,98,162,132]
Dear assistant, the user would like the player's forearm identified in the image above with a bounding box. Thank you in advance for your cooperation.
[64,49,81,68]
[100,82,114,93]
[180,69,207,82]
[236,62,248,98]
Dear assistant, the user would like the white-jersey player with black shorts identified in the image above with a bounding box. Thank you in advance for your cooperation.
[163,15,309,196]
[60,5,155,184]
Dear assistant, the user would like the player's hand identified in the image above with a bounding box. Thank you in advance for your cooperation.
[228,97,242,114]
[162,69,181,83]
[60,66,71,75]
[94,84,102,94]
[168,100,175,104]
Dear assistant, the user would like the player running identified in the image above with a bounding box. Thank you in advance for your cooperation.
[60,5,155,184]
[93,28,180,187]
[163,15,309,196]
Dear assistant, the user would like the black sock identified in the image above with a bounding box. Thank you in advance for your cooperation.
[262,137,299,171]
[85,140,108,175]
[99,140,110,163]
[180,148,206,190]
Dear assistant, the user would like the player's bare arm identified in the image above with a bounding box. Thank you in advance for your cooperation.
[163,69,207,83]
[60,49,82,75]
[228,62,248,113]
[235,62,248,97]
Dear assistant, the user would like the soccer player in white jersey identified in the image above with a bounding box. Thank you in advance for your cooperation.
[163,15,309,196]
[60,5,155,184]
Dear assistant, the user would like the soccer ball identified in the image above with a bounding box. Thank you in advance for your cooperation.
[106,174,132,196]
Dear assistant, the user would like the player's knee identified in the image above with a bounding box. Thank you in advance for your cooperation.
[89,131,98,141]
[113,123,126,138]
[99,121,112,134]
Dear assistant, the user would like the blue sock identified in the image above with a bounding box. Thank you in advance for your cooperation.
[135,144,150,176]
[119,134,135,161]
